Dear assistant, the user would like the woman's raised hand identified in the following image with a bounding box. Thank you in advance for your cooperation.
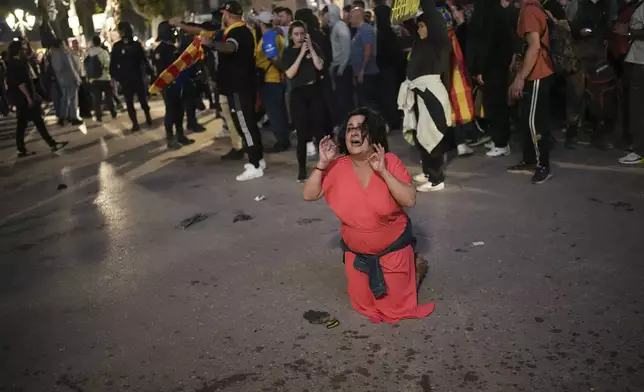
[368,144,387,174]
[318,136,337,169]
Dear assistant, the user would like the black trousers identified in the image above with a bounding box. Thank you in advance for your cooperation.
[413,87,449,184]
[91,80,116,122]
[183,81,199,129]
[517,76,553,168]
[226,89,263,167]
[163,86,185,140]
[378,66,402,130]
[483,70,511,148]
[290,83,325,171]
[78,79,92,118]
[121,79,150,126]
[16,104,56,153]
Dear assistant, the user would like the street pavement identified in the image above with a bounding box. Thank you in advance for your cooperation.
[0,103,643,392]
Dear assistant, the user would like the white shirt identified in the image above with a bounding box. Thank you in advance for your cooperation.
[626,2,644,64]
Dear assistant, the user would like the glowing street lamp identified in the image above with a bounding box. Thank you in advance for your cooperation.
[6,9,36,37]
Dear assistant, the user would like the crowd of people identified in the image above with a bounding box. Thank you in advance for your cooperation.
[1,0,642,323]
[166,0,644,187]
[1,0,643,187]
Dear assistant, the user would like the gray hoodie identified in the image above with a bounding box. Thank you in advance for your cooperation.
[327,4,351,75]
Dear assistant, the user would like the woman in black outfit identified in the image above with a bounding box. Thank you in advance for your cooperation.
[5,41,67,157]
[282,21,326,182]
[400,0,453,192]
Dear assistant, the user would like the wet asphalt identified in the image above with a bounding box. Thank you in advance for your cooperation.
[0,106,643,392]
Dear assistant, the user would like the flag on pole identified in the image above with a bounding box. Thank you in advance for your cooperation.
[148,21,248,95]
[149,35,204,94]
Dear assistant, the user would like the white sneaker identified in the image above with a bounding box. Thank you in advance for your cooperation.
[618,152,643,165]
[484,140,495,149]
[416,182,445,192]
[306,142,316,157]
[236,163,264,181]
[259,158,266,170]
[413,173,429,183]
[457,144,474,156]
[486,146,511,157]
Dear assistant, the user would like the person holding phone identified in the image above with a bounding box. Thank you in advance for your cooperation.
[281,21,326,182]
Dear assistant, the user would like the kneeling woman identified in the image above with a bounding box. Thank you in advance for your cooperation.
[398,0,453,192]
[302,108,434,323]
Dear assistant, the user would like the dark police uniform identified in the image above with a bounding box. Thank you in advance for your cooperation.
[110,28,153,131]
[153,40,194,148]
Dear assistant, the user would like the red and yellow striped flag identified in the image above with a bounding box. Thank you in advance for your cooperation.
[447,28,474,126]
[148,22,248,94]
[149,35,204,94]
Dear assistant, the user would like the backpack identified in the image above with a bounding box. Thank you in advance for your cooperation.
[84,54,103,79]
[608,0,644,58]
[534,3,579,75]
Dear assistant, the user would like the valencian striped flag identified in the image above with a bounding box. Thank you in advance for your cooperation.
[149,22,248,94]
[149,35,205,94]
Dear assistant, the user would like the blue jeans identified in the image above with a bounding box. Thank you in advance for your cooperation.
[261,82,289,145]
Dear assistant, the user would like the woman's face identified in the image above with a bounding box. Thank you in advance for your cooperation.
[291,27,306,46]
[417,21,428,39]
[345,114,370,156]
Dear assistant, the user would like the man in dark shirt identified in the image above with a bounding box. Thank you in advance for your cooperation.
[470,0,520,157]
[153,21,196,150]
[110,21,153,132]
[172,1,265,182]
[5,41,67,156]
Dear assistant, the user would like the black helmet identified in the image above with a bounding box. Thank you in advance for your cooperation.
[117,21,133,38]
[158,21,175,42]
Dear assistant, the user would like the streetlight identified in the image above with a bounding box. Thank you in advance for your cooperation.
[6,9,36,37]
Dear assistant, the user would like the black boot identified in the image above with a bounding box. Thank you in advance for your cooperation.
[177,132,195,145]
[221,148,244,160]
[145,111,153,127]
[167,137,182,150]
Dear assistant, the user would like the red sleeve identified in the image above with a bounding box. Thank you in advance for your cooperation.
[519,7,544,36]
[385,153,411,184]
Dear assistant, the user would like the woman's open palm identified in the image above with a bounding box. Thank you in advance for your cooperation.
[368,144,387,174]
[319,136,337,167]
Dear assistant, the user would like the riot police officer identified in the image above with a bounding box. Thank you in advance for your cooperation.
[178,24,206,133]
[110,21,153,132]
[153,21,195,149]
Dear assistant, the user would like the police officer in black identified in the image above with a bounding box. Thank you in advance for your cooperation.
[153,21,196,150]
[178,24,207,133]
[110,21,153,132]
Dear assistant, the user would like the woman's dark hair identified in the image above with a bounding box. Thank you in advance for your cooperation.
[8,41,23,58]
[338,107,389,155]
[288,20,307,47]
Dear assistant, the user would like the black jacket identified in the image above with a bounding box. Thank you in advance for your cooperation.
[110,38,151,83]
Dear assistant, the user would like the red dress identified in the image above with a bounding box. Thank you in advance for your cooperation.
[322,153,435,323]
